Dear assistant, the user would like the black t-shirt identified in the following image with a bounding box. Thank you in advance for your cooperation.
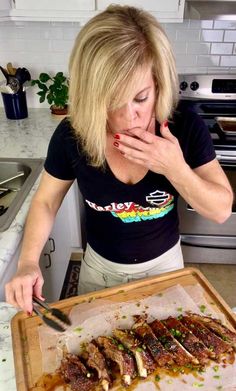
[44,107,216,264]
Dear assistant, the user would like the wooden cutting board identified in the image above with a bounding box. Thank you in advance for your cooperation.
[11,267,236,391]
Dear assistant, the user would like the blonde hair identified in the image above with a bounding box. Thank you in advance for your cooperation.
[69,5,179,167]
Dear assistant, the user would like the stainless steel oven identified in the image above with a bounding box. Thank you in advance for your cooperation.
[178,74,236,264]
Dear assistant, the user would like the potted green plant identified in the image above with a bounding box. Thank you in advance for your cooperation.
[31,72,69,115]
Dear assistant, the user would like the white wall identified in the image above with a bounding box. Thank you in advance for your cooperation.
[0,19,236,108]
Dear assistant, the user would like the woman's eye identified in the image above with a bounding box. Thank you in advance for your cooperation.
[134,96,148,103]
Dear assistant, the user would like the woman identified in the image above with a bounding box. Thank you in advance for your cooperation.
[5,5,233,313]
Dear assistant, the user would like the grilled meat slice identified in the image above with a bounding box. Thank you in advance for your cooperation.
[162,317,210,365]
[189,313,236,351]
[59,353,97,391]
[132,316,174,367]
[113,328,156,378]
[150,318,197,366]
[84,342,112,391]
[180,315,233,357]
[97,336,136,386]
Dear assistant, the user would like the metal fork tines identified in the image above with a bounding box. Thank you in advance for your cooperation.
[32,296,71,332]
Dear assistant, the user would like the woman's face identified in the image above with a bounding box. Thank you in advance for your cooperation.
[107,67,156,135]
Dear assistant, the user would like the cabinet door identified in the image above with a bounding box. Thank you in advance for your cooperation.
[14,0,95,11]
[0,0,11,9]
[97,0,176,11]
[39,197,72,302]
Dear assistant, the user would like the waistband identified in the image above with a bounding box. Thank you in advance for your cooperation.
[85,238,182,275]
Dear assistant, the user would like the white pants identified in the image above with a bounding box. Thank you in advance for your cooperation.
[78,239,184,295]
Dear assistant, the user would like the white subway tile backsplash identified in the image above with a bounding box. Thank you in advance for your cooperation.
[173,42,187,55]
[201,29,224,42]
[176,54,197,67]
[189,20,213,29]
[211,43,233,55]
[207,67,230,74]
[197,55,220,67]
[187,42,210,55]
[51,40,74,52]
[214,21,236,30]
[221,56,236,67]
[177,29,201,41]
[224,30,236,42]
[0,16,236,108]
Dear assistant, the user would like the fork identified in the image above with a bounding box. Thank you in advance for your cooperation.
[32,296,71,332]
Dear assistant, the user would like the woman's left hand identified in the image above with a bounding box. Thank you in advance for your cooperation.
[113,121,187,181]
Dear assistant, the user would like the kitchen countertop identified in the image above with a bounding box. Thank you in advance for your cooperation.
[0,108,61,292]
[0,302,18,391]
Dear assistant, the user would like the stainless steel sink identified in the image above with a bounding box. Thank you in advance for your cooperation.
[0,158,44,231]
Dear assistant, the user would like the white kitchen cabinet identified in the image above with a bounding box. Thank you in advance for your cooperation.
[97,0,185,21]
[1,0,185,22]
[39,182,83,302]
[0,182,82,302]
[0,0,11,19]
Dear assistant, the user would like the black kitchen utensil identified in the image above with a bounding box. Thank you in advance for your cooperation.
[32,296,71,332]
[15,67,31,85]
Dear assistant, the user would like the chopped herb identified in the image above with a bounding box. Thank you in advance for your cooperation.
[213,375,221,379]
[199,305,206,313]
[177,307,183,312]
[208,345,214,351]
[136,303,141,307]
[192,382,204,387]
[136,347,143,352]
[122,315,127,319]
[216,387,222,390]
[221,335,229,342]
[155,375,161,382]
[73,327,83,333]
[213,365,219,372]
[167,379,173,384]
[157,293,163,297]
[2,359,6,362]
[170,328,182,337]
[118,344,124,350]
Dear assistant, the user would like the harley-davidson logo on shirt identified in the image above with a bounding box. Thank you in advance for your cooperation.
[85,189,174,223]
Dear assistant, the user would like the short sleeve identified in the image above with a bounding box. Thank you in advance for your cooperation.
[44,119,76,180]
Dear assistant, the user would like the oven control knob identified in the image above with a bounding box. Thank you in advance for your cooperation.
[190,81,199,91]
[180,81,188,91]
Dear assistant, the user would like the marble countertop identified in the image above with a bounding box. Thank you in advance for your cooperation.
[0,108,60,294]
[0,302,18,391]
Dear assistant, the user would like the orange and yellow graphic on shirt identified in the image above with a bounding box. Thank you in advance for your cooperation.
[85,189,174,223]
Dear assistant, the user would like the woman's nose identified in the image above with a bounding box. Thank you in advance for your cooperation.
[120,102,137,123]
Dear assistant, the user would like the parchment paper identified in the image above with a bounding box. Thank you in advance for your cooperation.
[38,284,236,390]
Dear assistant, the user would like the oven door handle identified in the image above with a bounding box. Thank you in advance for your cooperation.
[181,234,236,250]
[216,154,236,162]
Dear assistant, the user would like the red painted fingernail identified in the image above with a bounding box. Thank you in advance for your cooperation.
[164,120,168,127]
[113,141,119,147]
[114,134,120,139]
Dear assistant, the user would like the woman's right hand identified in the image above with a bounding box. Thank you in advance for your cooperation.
[5,263,44,314]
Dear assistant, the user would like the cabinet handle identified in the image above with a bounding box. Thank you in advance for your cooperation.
[44,253,52,269]
[49,237,55,253]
